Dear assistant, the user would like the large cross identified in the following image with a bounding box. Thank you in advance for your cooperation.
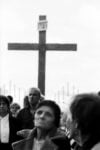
[8,15,77,95]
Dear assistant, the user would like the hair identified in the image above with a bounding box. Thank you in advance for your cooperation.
[70,93,100,147]
[23,95,30,108]
[10,103,21,110]
[0,95,10,108]
[35,100,61,128]
[7,95,13,104]
[29,87,41,98]
[98,91,100,96]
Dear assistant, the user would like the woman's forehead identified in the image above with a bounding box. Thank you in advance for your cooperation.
[36,105,54,113]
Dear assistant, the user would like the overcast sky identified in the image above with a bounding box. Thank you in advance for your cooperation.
[1,0,100,109]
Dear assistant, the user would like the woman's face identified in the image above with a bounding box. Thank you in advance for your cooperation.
[10,105,19,114]
[34,106,55,130]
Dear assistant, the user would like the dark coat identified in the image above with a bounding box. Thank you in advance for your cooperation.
[0,115,22,150]
[12,127,71,150]
[17,108,34,129]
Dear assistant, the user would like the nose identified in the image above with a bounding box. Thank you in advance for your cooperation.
[0,104,4,107]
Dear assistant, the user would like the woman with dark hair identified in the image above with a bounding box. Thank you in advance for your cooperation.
[69,93,100,150]
[23,95,30,108]
[0,95,22,150]
[12,100,71,150]
[7,95,13,105]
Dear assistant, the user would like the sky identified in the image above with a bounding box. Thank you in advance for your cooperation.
[1,0,100,109]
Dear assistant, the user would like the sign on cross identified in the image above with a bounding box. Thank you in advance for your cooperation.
[8,15,77,95]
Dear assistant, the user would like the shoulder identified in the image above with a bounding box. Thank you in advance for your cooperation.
[9,115,22,130]
[92,142,100,150]
[9,115,20,123]
[18,108,29,113]
[12,139,26,150]
[51,135,71,150]
[17,108,30,117]
[12,138,32,150]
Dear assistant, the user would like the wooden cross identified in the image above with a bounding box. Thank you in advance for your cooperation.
[8,15,77,95]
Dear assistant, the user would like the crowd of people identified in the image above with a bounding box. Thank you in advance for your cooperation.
[0,87,100,150]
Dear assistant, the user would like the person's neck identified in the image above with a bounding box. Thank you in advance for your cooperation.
[0,112,8,118]
[30,104,37,110]
[36,128,49,141]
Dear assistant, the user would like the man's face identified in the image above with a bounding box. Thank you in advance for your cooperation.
[28,88,40,107]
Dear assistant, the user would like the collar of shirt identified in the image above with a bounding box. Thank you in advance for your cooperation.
[0,114,10,143]
[0,114,9,120]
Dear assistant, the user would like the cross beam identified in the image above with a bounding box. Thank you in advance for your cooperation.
[8,15,77,95]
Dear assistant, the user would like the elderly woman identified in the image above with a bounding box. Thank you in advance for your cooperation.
[12,100,71,150]
[69,93,100,150]
[0,95,22,150]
